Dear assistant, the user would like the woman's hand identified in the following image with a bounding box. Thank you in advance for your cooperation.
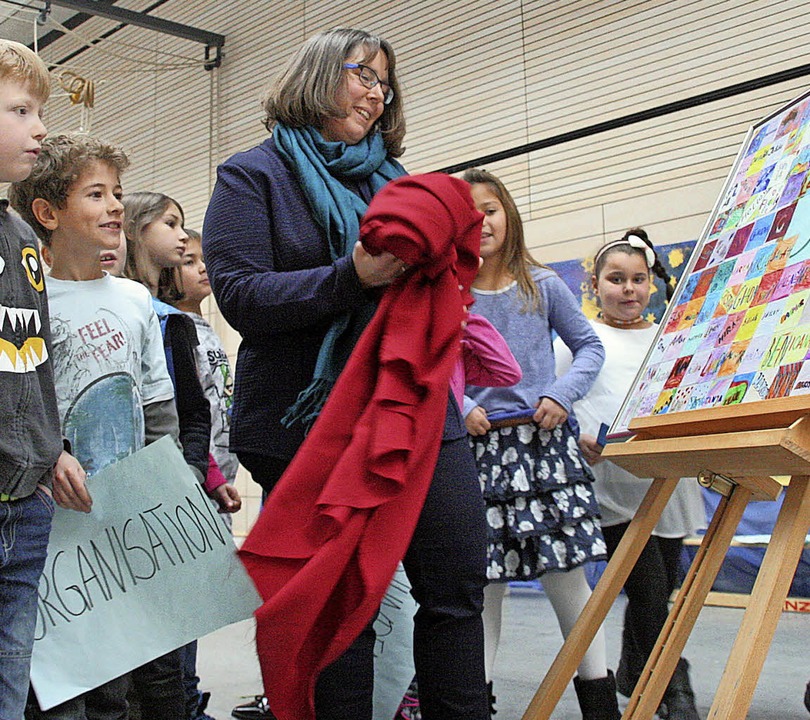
[465,406,491,436]
[352,241,407,288]
[579,433,605,465]
[533,397,568,430]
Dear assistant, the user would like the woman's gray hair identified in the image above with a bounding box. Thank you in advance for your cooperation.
[261,27,405,157]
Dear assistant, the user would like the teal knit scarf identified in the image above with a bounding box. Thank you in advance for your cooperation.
[274,123,406,428]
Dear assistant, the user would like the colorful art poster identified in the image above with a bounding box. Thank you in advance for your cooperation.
[614,88,810,435]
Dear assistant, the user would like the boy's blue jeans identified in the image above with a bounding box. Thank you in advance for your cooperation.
[0,487,54,720]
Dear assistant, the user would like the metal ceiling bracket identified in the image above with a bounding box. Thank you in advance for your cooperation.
[46,0,224,70]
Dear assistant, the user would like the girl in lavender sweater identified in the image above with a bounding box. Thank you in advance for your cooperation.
[462,168,618,720]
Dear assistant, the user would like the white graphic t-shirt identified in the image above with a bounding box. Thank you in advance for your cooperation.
[47,274,175,475]
[187,313,238,483]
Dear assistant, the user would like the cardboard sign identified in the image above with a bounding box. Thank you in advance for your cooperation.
[30,436,260,710]
[372,565,417,719]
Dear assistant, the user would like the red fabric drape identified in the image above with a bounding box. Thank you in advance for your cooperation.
[238,174,483,720]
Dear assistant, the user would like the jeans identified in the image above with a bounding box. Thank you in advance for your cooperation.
[27,675,129,720]
[180,641,202,719]
[129,649,185,720]
[0,488,54,720]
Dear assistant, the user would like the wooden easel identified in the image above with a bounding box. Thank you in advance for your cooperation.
[522,399,810,720]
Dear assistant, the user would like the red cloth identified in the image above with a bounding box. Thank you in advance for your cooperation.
[238,174,483,720]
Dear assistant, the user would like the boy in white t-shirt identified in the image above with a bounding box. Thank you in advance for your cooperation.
[10,135,187,718]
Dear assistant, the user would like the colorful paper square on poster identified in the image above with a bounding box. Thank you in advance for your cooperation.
[662,329,690,361]
[741,191,775,226]
[719,340,749,377]
[747,212,775,250]
[775,290,809,332]
[729,278,760,313]
[793,261,810,293]
[692,266,719,299]
[730,250,758,285]
[664,304,687,333]
[652,388,676,415]
[664,355,692,390]
[772,261,806,301]
[738,334,772,373]
[751,269,783,306]
[723,373,756,405]
[701,316,727,347]
[755,298,788,337]
[789,361,810,395]
[705,377,733,407]
[766,234,798,272]
[779,170,807,207]
[708,259,737,295]
[728,224,754,257]
[762,332,792,369]
[766,201,799,243]
[766,361,803,398]
[736,305,765,342]
[785,196,810,263]
[710,232,736,264]
[677,297,704,331]
[714,285,739,318]
[683,323,708,356]
[747,242,778,280]
[718,311,746,345]
[695,239,720,272]
[686,381,712,411]
[670,384,696,412]
[784,328,810,363]
[748,370,774,401]
[677,272,701,304]
[753,165,775,194]
[636,390,660,418]
[683,349,713,385]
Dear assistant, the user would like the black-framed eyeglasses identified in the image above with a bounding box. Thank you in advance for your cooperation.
[343,63,394,105]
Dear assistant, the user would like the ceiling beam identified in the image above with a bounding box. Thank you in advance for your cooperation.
[45,0,224,68]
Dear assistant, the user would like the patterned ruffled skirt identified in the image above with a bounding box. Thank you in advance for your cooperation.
[471,421,607,581]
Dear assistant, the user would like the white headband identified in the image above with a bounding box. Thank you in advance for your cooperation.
[595,234,655,269]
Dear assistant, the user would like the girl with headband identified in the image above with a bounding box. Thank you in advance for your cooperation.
[556,227,704,720]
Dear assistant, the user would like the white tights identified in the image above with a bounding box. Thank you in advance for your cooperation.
[482,566,609,682]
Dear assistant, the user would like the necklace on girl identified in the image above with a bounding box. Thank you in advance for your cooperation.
[603,314,645,327]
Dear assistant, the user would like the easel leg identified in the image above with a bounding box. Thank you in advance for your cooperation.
[521,478,677,720]
[707,475,810,720]
[623,484,752,719]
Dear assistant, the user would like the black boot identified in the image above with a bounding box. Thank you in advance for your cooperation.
[659,658,699,720]
[615,623,644,698]
[804,679,810,713]
[573,671,622,720]
[487,680,497,716]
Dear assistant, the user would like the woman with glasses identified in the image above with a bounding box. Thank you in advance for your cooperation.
[203,27,491,720]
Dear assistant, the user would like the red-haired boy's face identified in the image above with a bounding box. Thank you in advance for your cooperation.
[0,79,47,183]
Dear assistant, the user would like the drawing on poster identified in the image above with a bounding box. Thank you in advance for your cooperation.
[614,88,810,434]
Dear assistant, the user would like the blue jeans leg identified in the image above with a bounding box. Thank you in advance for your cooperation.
[0,488,54,720]
[130,649,185,720]
[180,641,202,719]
